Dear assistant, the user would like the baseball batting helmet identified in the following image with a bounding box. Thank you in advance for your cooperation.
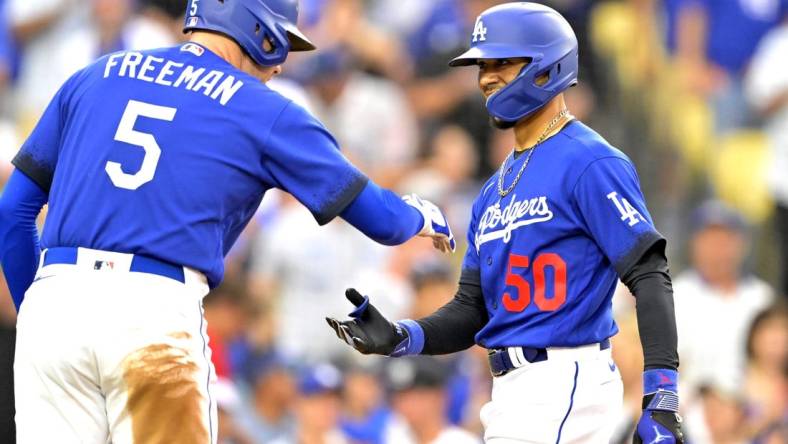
[183,0,316,66]
[449,2,578,122]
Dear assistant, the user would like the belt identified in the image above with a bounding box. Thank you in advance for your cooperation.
[488,338,611,377]
[43,247,186,283]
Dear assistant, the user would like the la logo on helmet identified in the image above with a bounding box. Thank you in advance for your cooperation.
[472,18,487,42]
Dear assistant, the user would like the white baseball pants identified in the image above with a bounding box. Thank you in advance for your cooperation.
[481,344,624,443]
[14,249,216,444]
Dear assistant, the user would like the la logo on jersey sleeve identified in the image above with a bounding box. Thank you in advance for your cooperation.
[607,191,645,227]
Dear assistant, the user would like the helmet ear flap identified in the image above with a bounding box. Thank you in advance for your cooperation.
[534,70,550,87]
[253,23,274,53]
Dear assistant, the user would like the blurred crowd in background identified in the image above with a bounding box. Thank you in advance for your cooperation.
[0,0,786,443]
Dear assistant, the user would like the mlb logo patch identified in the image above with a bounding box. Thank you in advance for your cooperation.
[187,16,199,27]
[94,260,115,271]
[181,42,204,56]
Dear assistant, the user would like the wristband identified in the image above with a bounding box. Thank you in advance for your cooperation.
[643,368,678,395]
[390,319,424,356]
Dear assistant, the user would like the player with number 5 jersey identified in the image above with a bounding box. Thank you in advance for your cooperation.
[0,0,456,442]
[327,3,683,443]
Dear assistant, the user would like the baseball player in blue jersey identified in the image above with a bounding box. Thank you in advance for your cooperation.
[327,3,684,443]
[0,0,456,442]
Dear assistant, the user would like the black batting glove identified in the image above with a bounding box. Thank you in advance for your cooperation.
[326,288,408,356]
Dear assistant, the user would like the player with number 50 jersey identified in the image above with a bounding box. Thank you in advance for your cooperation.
[327,3,683,443]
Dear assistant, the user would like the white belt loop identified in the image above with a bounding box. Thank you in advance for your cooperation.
[507,348,522,367]
[38,249,47,270]
[515,347,527,366]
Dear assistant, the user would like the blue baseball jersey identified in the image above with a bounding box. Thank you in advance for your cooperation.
[463,121,662,349]
[12,43,367,288]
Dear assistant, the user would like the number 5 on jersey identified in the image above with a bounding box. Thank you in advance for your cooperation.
[502,253,567,312]
[106,100,177,190]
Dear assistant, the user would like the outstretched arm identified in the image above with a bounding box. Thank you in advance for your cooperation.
[263,101,455,252]
[340,181,456,252]
[326,268,486,357]
[0,169,48,311]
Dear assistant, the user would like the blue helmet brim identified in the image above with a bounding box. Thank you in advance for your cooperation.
[449,44,534,67]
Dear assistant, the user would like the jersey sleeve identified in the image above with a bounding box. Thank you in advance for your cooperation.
[461,194,483,274]
[573,157,664,276]
[11,74,75,192]
[263,101,368,225]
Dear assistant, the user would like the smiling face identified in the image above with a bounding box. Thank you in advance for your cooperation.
[477,57,554,128]
[477,57,530,99]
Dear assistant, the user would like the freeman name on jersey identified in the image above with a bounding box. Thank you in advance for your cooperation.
[475,193,554,249]
[103,48,244,106]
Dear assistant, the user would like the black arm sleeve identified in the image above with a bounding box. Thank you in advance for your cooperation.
[416,268,488,355]
[621,239,680,371]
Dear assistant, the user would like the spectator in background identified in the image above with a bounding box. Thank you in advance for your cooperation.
[7,0,91,132]
[203,278,250,379]
[408,259,457,320]
[366,1,497,178]
[297,47,419,188]
[235,352,298,443]
[214,377,256,444]
[271,363,349,444]
[745,17,788,298]
[673,200,774,401]
[53,0,175,88]
[383,356,480,444]
[249,193,392,363]
[368,0,466,70]
[671,0,787,133]
[742,304,788,443]
[338,359,397,444]
[406,260,479,428]
[682,385,748,443]
[8,0,176,134]
[398,124,480,238]
[298,0,411,82]
[139,0,189,41]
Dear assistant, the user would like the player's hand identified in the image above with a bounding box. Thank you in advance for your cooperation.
[325,289,410,356]
[402,194,456,253]
[634,390,685,444]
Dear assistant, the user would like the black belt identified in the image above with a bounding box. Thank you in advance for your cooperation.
[488,338,611,377]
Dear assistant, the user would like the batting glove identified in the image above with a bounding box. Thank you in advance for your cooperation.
[402,194,456,253]
[634,370,684,444]
[325,288,424,357]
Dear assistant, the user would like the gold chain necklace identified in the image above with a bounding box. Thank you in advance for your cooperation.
[496,109,571,197]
